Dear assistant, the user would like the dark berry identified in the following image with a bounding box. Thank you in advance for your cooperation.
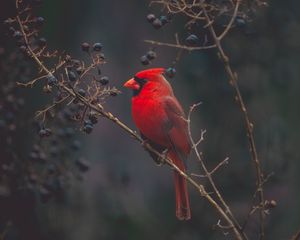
[235,16,246,27]
[146,50,156,60]
[152,18,162,29]
[19,45,27,53]
[83,124,93,134]
[47,164,56,174]
[88,111,98,124]
[29,173,38,184]
[9,27,15,34]
[64,127,75,138]
[81,42,90,52]
[75,158,90,172]
[35,17,45,26]
[93,43,103,51]
[38,37,47,47]
[185,34,199,46]
[67,71,76,82]
[76,67,83,75]
[13,31,23,40]
[140,55,149,65]
[78,89,86,97]
[71,140,81,150]
[0,120,5,129]
[72,59,81,67]
[47,74,57,86]
[146,14,156,23]
[39,128,52,138]
[166,67,176,78]
[98,76,109,85]
[160,15,168,25]
[39,186,52,203]
[99,53,105,59]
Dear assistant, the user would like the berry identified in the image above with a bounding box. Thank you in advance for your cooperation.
[185,34,199,46]
[71,140,81,151]
[47,75,57,86]
[29,173,38,184]
[13,31,23,40]
[160,15,168,25]
[76,67,83,75]
[152,18,162,29]
[140,55,149,65]
[47,164,56,174]
[99,53,105,59]
[67,71,76,82]
[75,158,90,172]
[19,45,27,53]
[98,76,109,85]
[78,89,86,97]
[93,42,103,51]
[166,67,176,78]
[235,16,246,27]
[146,50,156,60]
[9,27,15,34]
[146,14,156,23]
[39,128,52,138]
[35,17,45,26]
[38,37,47,47]
[39,186,52,203]
[64,127,75,138]
[83,124,93,134]
[72,59,81,68]
[88,111,98,124]
[81,42,90,52]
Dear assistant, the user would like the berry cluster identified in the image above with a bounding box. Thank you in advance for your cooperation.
[146,13,172,30]
[2,0,122,204]
[5,0,120,136]
[140,49,157,65]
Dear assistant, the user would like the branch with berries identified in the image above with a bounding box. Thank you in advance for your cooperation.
[144,0,269,239]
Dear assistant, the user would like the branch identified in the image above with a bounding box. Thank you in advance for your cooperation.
[290,227,300,240]
[200,6,266,239]
[187,103,248,240]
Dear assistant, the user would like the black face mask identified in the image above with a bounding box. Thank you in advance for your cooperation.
[132,76,147,96]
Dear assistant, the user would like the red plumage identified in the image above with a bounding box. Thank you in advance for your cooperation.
[124,68,191,220]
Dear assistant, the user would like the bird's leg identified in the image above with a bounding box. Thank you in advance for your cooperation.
[141,139,168,166]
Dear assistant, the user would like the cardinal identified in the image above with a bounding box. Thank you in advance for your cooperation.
[124,68,191,220]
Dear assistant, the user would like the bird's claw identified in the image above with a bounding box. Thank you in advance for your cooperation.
[155,149,168,166]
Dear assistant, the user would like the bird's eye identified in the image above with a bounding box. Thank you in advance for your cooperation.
[134,76,147,85]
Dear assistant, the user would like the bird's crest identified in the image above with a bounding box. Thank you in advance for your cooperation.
[135,68,165,80]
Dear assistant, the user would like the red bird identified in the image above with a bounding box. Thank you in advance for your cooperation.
[124,68,191,220]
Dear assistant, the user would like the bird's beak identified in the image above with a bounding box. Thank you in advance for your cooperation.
[123,78,140,90]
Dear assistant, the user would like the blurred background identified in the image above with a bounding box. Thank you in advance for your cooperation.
[0,0,300,239]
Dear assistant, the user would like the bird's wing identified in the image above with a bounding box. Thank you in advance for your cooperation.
[163,96,191,158]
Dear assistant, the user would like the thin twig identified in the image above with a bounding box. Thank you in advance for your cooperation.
[187,103,247,240]
[200,6,266,238]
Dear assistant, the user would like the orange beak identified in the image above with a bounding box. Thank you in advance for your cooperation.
[123,78,140,90]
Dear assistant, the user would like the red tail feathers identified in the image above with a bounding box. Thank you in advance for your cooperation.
[169,151,191,220]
